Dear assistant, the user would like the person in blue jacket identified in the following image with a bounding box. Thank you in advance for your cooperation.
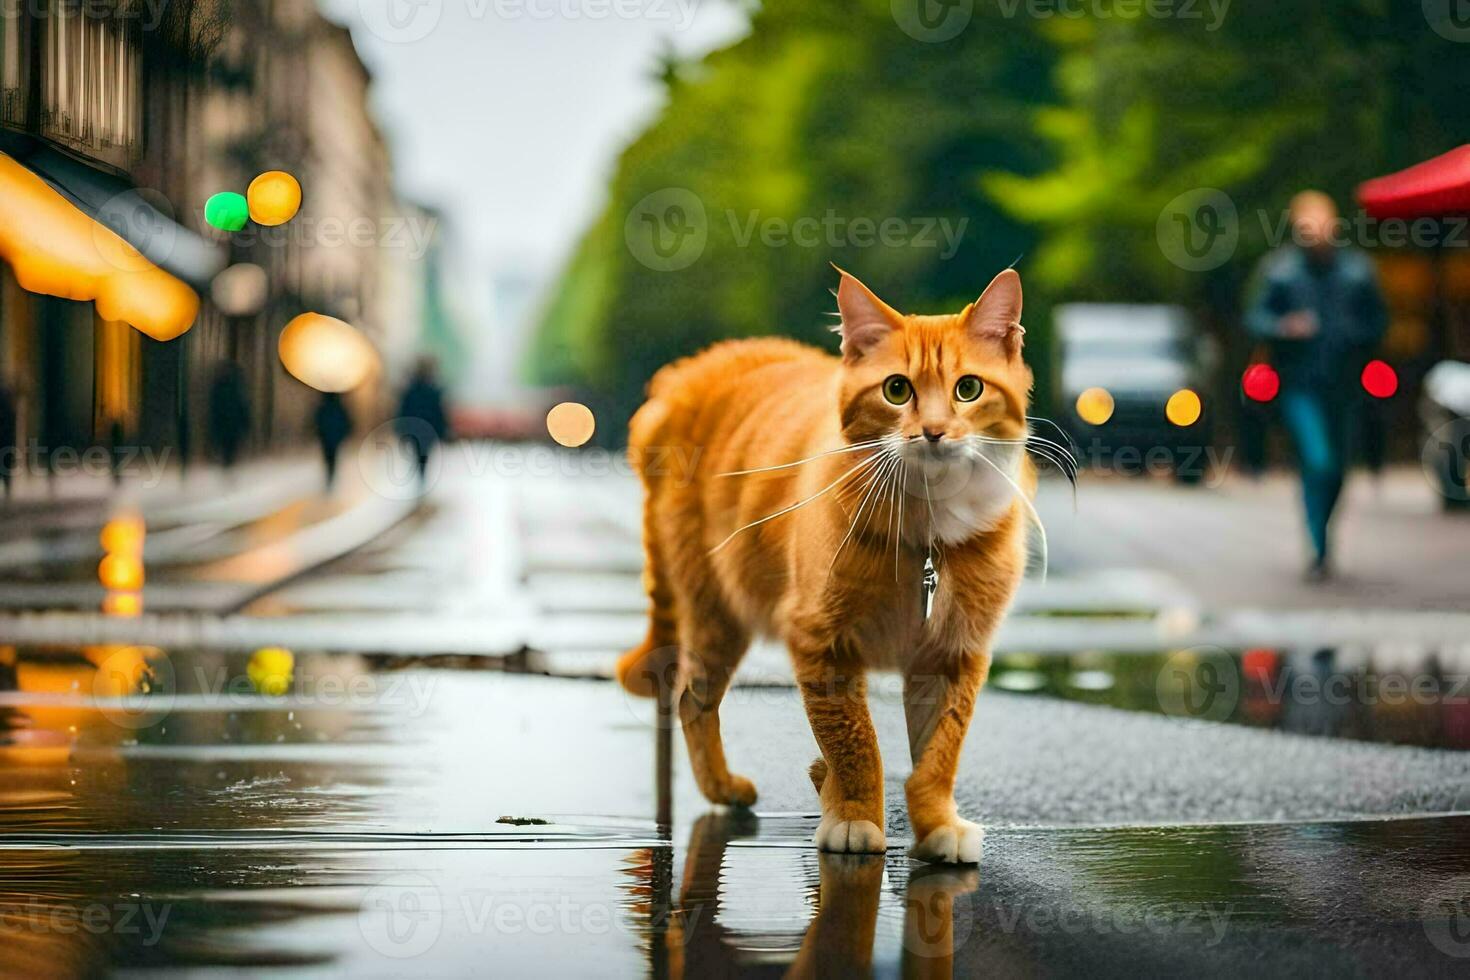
[1244,191,1388,581]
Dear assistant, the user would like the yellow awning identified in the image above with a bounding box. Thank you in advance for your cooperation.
[0,152,199,341]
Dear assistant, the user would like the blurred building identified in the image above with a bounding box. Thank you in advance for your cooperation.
[0,0,452,472]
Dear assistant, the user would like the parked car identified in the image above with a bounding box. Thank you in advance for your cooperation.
[1054,304,1217,483]
[1421,360,1470,511]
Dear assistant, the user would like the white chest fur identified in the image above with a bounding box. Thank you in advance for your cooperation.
[902,444,1023,546]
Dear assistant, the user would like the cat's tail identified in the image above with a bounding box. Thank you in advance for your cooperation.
[615,538,677,696]
[616,398,679,699]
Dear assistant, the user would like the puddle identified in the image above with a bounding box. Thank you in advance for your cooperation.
[989,647,1470,749]
[2,649,1470,973]
[0,814,1468,976]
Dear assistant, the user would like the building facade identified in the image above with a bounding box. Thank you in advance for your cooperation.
[0,0,442,474]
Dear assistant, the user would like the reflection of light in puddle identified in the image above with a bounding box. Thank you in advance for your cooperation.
[102,592,142,617]
[1067,670,1114,691]
[100,511,146,615]
[992,670,1047,693]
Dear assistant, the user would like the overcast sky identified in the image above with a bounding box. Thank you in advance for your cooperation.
[318,0,748,287]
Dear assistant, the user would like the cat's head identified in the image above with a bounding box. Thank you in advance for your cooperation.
[833,268,1032,453]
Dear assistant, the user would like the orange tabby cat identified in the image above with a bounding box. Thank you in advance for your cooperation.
[617,268,1035,864]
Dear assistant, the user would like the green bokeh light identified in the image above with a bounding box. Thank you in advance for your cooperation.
[204,192,250,232]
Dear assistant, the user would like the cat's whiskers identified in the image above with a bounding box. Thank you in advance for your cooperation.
[878,452,906,582]
[717,438,891,478]
[709,448,888,555]
[894,457,906,582]
[860,454,902,553]
[966,431,1078,498]
[967,440,1050,583]
[828,447,900,578]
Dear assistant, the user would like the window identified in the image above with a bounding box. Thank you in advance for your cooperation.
[0,3,28,128]
[41,0,141,168]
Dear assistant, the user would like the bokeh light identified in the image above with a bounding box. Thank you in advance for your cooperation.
[204,192,250,232]
[0,153,198,340]
[547,402,596,448]
[248,647,295,697]
[1361,359,1398,399]
[211,263,268,317]
[102,592,143,617]
[1165,388,1203,427]
[98,554,144,592]
[1074,387,1115,426]
[278,312,379,392]
[1242,363,1280,403]
[99,513,145,556]
[247,171,302,226]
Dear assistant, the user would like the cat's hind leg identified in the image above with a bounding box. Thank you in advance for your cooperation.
[677,602,756,807]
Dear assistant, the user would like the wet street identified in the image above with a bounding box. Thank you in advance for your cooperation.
[2,445,1470,977]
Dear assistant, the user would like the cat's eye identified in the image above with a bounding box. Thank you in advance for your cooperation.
[954,375,984,402]
[882,375,912,405]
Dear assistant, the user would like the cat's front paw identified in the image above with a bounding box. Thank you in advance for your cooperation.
[909,818,984,864]
[815,816,886,854]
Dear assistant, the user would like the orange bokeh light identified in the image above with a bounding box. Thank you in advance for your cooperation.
[247,170,302,226]
[547,402,596,448]
[278,312,379,392]
[98,554,144,592]
[0,152,199,340]
[100,513,145,556]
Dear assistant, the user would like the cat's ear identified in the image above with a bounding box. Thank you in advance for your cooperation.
[966,268,1025,357]
[834,266,903,361]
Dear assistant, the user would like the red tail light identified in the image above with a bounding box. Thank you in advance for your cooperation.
[1361,360,1397,399]
[1242,363,1280,403]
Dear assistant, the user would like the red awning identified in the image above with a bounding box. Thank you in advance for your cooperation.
[1357,145,1470,220]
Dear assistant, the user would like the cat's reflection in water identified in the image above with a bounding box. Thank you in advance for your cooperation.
[664,811,979,979]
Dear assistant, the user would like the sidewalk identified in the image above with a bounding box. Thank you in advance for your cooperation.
[1045,464,1470,612]
[0,444,420,615]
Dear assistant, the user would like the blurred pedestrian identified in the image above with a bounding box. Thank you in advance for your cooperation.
[0,379,15,499]
[395,357,450,485]
[313,391,353,490]
[207,362,251,473]
[1244,191,1388,581]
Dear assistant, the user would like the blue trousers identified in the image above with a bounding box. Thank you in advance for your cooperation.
[1278,388,1345,563]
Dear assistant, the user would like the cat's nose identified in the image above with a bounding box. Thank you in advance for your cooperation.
[922,427,944,443]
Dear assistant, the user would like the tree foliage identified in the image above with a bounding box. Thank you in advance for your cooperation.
[533,0,1470,431]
